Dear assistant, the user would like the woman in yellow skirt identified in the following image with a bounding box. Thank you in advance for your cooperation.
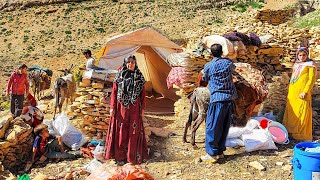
[283,47,317,141]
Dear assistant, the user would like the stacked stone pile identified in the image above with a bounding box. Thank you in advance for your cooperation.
[235,44,286,81]
[0,115,33,171]
[255,9,295,25]
[185,10,320,64]
[169,42,285,95]
[259,72,290,114]
[0,162,16,180]
[68,78,113,138]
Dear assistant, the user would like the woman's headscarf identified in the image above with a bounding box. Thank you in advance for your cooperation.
[290,47,317,84]
[114,55,145,108]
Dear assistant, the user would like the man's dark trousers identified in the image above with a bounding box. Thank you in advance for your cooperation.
[10,94,24,117]
[205,101,234,156]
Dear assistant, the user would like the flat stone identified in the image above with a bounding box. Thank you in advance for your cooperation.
[154,152,161,158]
[315,130,320,135]
[280,153,289,158]
[282,165,292,171]
[249,161,266,171]
[194,157,202,164]
[276,162,284,166]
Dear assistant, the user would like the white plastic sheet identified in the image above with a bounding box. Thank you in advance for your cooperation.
[83,159,103,173]
[92,143,106,162]
[52,113,88,150]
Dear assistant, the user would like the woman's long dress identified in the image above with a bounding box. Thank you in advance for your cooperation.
[283,66,316,141]
[105,83,149,164]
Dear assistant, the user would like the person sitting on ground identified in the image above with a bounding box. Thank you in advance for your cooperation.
[28,124,76,166]
[6,64,30,117]
[83,49,105,71]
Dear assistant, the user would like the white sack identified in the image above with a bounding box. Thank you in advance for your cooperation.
[52,113,88,150]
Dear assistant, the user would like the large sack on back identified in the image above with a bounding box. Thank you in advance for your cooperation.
[202,35,236,58]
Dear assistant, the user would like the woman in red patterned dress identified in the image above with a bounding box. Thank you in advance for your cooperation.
[105,55,149,164]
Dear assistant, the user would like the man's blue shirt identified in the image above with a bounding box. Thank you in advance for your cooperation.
[202,57,238,103]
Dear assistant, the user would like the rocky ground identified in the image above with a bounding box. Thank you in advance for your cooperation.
[22,104,305,180]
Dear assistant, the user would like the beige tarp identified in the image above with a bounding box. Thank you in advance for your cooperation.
[98,27,182,100]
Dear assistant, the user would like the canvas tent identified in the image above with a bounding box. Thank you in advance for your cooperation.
[97,27,182,100]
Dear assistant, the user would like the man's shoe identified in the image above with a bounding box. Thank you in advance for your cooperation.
[200,154,219,163]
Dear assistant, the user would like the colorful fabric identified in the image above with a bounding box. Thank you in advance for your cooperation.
[290,60,317,84]
[283,64,317,141]
[33,134,55,157]
[202,58,238,103]
[166,67,189,88]
[205,101,234,156]
[105,83,148,164]
[21,106,44,128]
[7,70,29,95]
[232,63,269,104]
[290,47,317,83]
[27,93,37,107]
[290,47,317,84]
[114,65,145,108]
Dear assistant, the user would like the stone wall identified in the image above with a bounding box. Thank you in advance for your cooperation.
[255,9,295,25]
[67,78,113,139]
[0,116,33,172]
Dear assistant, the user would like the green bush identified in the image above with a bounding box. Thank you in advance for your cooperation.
[72,66,83,83]
[293,9,320,28]
[232,1,264,12]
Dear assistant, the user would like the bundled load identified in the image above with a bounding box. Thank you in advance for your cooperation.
[28,65,53,98]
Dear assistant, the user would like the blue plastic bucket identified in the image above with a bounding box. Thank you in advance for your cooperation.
[293,142,320,180]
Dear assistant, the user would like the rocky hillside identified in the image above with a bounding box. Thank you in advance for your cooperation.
[0,0,317,94]
[0,0,263,92]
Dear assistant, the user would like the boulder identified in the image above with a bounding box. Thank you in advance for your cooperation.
[4,118,32,143]
[0,170,16,180]
[0,115,12,139]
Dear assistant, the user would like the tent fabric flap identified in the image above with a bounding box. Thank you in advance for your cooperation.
[98,45,141,70]
[98,28,182,101]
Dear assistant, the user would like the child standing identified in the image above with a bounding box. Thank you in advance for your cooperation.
[283,47,317,141]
